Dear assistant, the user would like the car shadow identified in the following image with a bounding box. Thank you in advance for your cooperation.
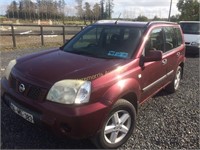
[153,89,170,98]
[185,53,199,58]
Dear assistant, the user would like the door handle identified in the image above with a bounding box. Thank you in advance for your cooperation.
[177,52,181,57]
[162,59,167,65]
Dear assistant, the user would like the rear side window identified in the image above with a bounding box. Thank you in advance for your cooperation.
[174,28,183,47]
[163,27,176,51]
[163,27,183,51]
[145,26,183,55]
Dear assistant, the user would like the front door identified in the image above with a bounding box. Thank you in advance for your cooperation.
[140,27,168,102]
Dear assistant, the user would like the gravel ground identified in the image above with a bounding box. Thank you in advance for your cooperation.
[0,48,199,149]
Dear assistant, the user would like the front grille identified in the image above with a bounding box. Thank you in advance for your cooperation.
[9,75,47,101]
[27,86,42,100]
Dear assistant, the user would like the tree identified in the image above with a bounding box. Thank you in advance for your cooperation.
[93,3,101,21]
[100,0,104,19]
[177,0,200,21]
[105,0,114,19]
[170,14,180,22]
[152,15,161,21]
[136,15,148,21]
[84,2,92,23]
[58,0,66,23]
[75,0,83,19]
[6,0,18,18]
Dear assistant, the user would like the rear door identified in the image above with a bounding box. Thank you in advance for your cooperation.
[162,26,184,82]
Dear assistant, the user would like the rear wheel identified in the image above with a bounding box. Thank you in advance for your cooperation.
[92,99,136,149]
[166,66,182,93]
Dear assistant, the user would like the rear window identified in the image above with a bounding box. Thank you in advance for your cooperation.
[180,22,200,34]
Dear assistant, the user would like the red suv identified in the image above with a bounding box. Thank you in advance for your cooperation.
[1,20,185,149]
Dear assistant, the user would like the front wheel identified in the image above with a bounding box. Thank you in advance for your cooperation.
[92,99,136,149]
[166,66,182,93]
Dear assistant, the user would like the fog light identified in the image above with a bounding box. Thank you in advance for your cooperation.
[60,123,71,134]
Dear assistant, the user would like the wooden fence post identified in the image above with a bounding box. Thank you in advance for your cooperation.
[11,25,16,48]
[40,25,44,46]
[62,26,65,44]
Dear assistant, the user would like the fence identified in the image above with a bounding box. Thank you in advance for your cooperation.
[0,24,85,48]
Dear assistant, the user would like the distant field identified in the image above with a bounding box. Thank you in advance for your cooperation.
[0,35,75,51]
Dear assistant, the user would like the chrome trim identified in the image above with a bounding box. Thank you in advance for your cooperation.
[167,70,174,76]
[143,70,174,92]
[19,84,26,93]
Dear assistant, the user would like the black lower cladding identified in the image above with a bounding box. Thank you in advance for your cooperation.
[9,75,47,100]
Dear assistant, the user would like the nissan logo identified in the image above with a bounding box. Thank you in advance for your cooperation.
[19,84,26,93]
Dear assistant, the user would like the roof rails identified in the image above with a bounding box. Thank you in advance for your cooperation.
[144,21,178,28]
[147,21,177,26]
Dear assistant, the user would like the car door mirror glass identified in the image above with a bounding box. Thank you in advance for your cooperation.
[144,50,163,62]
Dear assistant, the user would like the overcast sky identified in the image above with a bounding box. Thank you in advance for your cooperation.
[0,0,180,18]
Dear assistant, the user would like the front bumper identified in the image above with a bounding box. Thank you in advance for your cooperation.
[1,77,109,139]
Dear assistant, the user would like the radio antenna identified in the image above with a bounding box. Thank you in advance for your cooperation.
[115,13,121,24]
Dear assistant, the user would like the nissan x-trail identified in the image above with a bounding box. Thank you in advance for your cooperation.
[1,20,185,149]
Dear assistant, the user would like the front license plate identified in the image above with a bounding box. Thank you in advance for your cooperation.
[10,103,34,124]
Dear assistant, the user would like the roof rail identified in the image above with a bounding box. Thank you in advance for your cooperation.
[144,21,177,29]
[147,21,177,26]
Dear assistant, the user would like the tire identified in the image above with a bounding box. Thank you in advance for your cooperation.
[91,99,136,149]
[166,66,182,93]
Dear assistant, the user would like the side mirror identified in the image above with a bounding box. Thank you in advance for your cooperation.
[144,50,162,62]
[140,50,162,67]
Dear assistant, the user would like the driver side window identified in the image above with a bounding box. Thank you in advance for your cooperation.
[144,28,164,56]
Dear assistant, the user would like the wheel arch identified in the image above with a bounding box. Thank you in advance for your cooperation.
[121,92,138,113]
[100,78,140,114]
[179,62,184,79]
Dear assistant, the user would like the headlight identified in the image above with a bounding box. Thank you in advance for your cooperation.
[5,59,17,80]
[47,80,91,104]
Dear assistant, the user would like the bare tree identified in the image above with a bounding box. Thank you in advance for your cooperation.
[100,0,104,19]
[93,3,101,21]
[75,0,83,19]
[105,0,114,19]
[7,0,18,18]
[84,2,92,21]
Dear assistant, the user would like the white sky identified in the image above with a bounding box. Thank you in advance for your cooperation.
[0,0,180,19]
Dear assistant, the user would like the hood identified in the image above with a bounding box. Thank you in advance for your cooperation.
[14,49,128,85]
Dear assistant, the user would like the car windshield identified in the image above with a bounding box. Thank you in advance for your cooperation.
[62,25,143,59]
[180,22,200,34]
